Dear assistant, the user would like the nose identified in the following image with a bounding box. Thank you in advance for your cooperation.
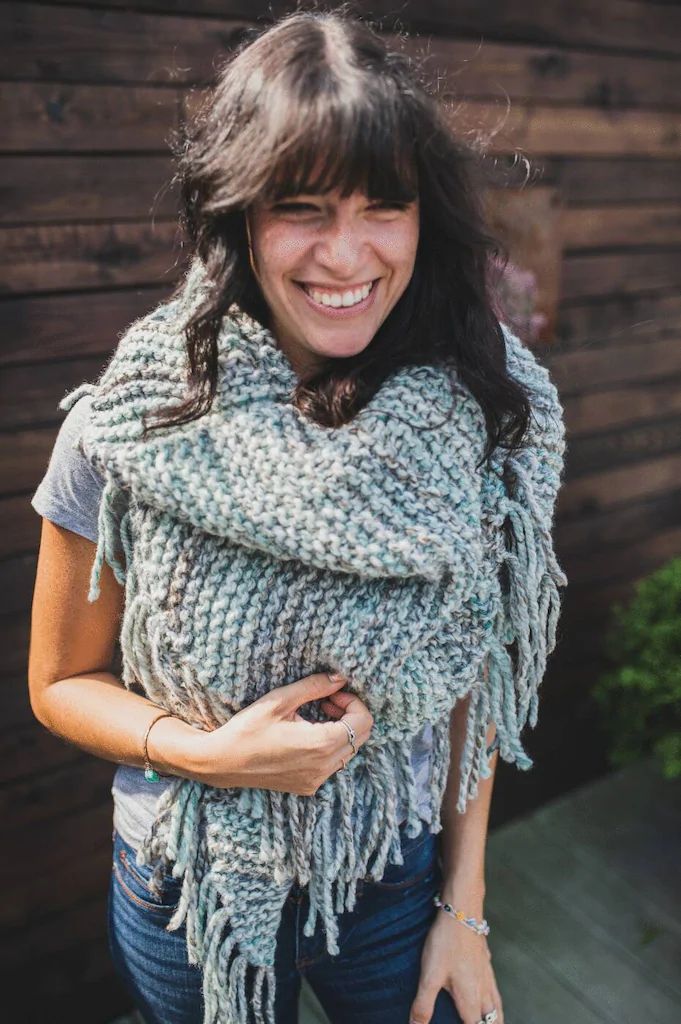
[312,215,369,280]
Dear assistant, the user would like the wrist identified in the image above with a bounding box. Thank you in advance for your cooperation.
[146,715,214,783]
[438,871,486,914]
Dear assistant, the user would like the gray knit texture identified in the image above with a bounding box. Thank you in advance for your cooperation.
[60,256,567,1024]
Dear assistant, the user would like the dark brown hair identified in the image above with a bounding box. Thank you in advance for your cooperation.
[149,4,532,466]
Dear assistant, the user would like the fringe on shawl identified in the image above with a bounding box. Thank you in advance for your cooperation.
[130,732,444,1024]
[453,447,568,814]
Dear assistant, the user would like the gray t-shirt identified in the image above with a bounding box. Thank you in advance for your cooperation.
[31,395,434,850]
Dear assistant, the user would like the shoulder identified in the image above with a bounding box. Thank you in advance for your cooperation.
[44,390,98,468]
[31,393,105,544]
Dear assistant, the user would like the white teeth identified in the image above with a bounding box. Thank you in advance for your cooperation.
[305,281,374,308]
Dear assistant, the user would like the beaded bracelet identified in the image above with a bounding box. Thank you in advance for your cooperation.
[433,893,490,936]
[143,711,174,782]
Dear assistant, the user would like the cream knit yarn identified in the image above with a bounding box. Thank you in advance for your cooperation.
[60,257,567,1023]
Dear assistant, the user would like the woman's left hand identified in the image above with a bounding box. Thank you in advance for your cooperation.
[409,908,504,1024]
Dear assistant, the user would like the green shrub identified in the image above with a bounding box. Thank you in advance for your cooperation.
[592,556,681,779]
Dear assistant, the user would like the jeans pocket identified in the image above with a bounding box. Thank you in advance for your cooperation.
[112,829,183,916]
[362,825,437,892]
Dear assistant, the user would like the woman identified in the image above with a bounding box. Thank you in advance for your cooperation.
[29,10,566,1024]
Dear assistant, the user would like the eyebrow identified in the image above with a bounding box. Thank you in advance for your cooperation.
[270,194,417,205]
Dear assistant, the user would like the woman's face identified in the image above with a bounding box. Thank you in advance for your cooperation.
[246,187,420,377]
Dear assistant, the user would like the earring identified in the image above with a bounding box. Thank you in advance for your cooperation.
[245,213,258,281]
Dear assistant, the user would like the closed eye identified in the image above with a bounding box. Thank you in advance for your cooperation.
[271,202,319,213]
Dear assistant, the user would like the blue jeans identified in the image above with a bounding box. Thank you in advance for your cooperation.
[108,822,463,1024]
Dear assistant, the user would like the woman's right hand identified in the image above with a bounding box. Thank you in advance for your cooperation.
[190,672,374,795]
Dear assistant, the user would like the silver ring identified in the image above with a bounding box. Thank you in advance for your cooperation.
[340,719,357,754]
[479,1011,498,1024]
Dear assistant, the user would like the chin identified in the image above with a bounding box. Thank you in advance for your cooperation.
[318,339,374,362]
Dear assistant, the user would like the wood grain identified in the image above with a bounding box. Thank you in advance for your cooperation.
[3,5,681,1022]
[39,0,681,57]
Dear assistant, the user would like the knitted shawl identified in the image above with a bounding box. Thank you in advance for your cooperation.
[60,257,567,1024]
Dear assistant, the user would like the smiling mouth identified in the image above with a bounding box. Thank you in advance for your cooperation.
[295,279,377,310]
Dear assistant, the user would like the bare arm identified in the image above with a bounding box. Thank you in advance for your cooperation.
[438,693,498,912]
[28,518,372,794]
[28,518,207,780]
[408,692,504,1024]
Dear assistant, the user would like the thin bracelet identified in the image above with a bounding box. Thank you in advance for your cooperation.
[143,711,174,782]
[433,893,490,936]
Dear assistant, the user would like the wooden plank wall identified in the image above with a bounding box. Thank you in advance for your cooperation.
[2,2,680,1021]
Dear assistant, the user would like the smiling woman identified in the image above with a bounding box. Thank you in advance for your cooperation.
[244,189,420,372]
[148,4,533,445]
[28,7,567,1024]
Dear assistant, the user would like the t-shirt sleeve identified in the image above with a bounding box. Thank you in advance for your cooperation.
[31,393,104,544]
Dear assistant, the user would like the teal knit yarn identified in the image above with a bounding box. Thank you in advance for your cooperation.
[60,256,567,1024]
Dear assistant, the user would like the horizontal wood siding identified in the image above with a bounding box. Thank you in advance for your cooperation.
[1,2,679,1020]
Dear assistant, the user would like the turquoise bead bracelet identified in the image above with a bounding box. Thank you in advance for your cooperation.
[143,710,174,782]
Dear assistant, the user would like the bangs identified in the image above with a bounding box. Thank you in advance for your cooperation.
[261,85,419,203]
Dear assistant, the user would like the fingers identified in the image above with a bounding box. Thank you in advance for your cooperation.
[324,688,374,727]
[314,717,358,760]
[322,688,359,712]
[409,981,438,1024]
[490,976,504,1024]
[271,671,347,714]
[320,698,344,719]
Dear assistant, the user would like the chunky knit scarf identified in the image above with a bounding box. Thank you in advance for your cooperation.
[61,257,566,1024]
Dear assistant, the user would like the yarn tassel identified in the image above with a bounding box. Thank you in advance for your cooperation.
[300,737,427,953]
[86,473,128,600]
[458,451,567,813]
[136,782,286,1024]
[58,381,99,414]
[201,914,278,1024]
[427,716,451,831]
[135,778,199,898]
[268,790,292,882]
[390,736,424,840]
[132,739,443,1024]
[454,678,495,813]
